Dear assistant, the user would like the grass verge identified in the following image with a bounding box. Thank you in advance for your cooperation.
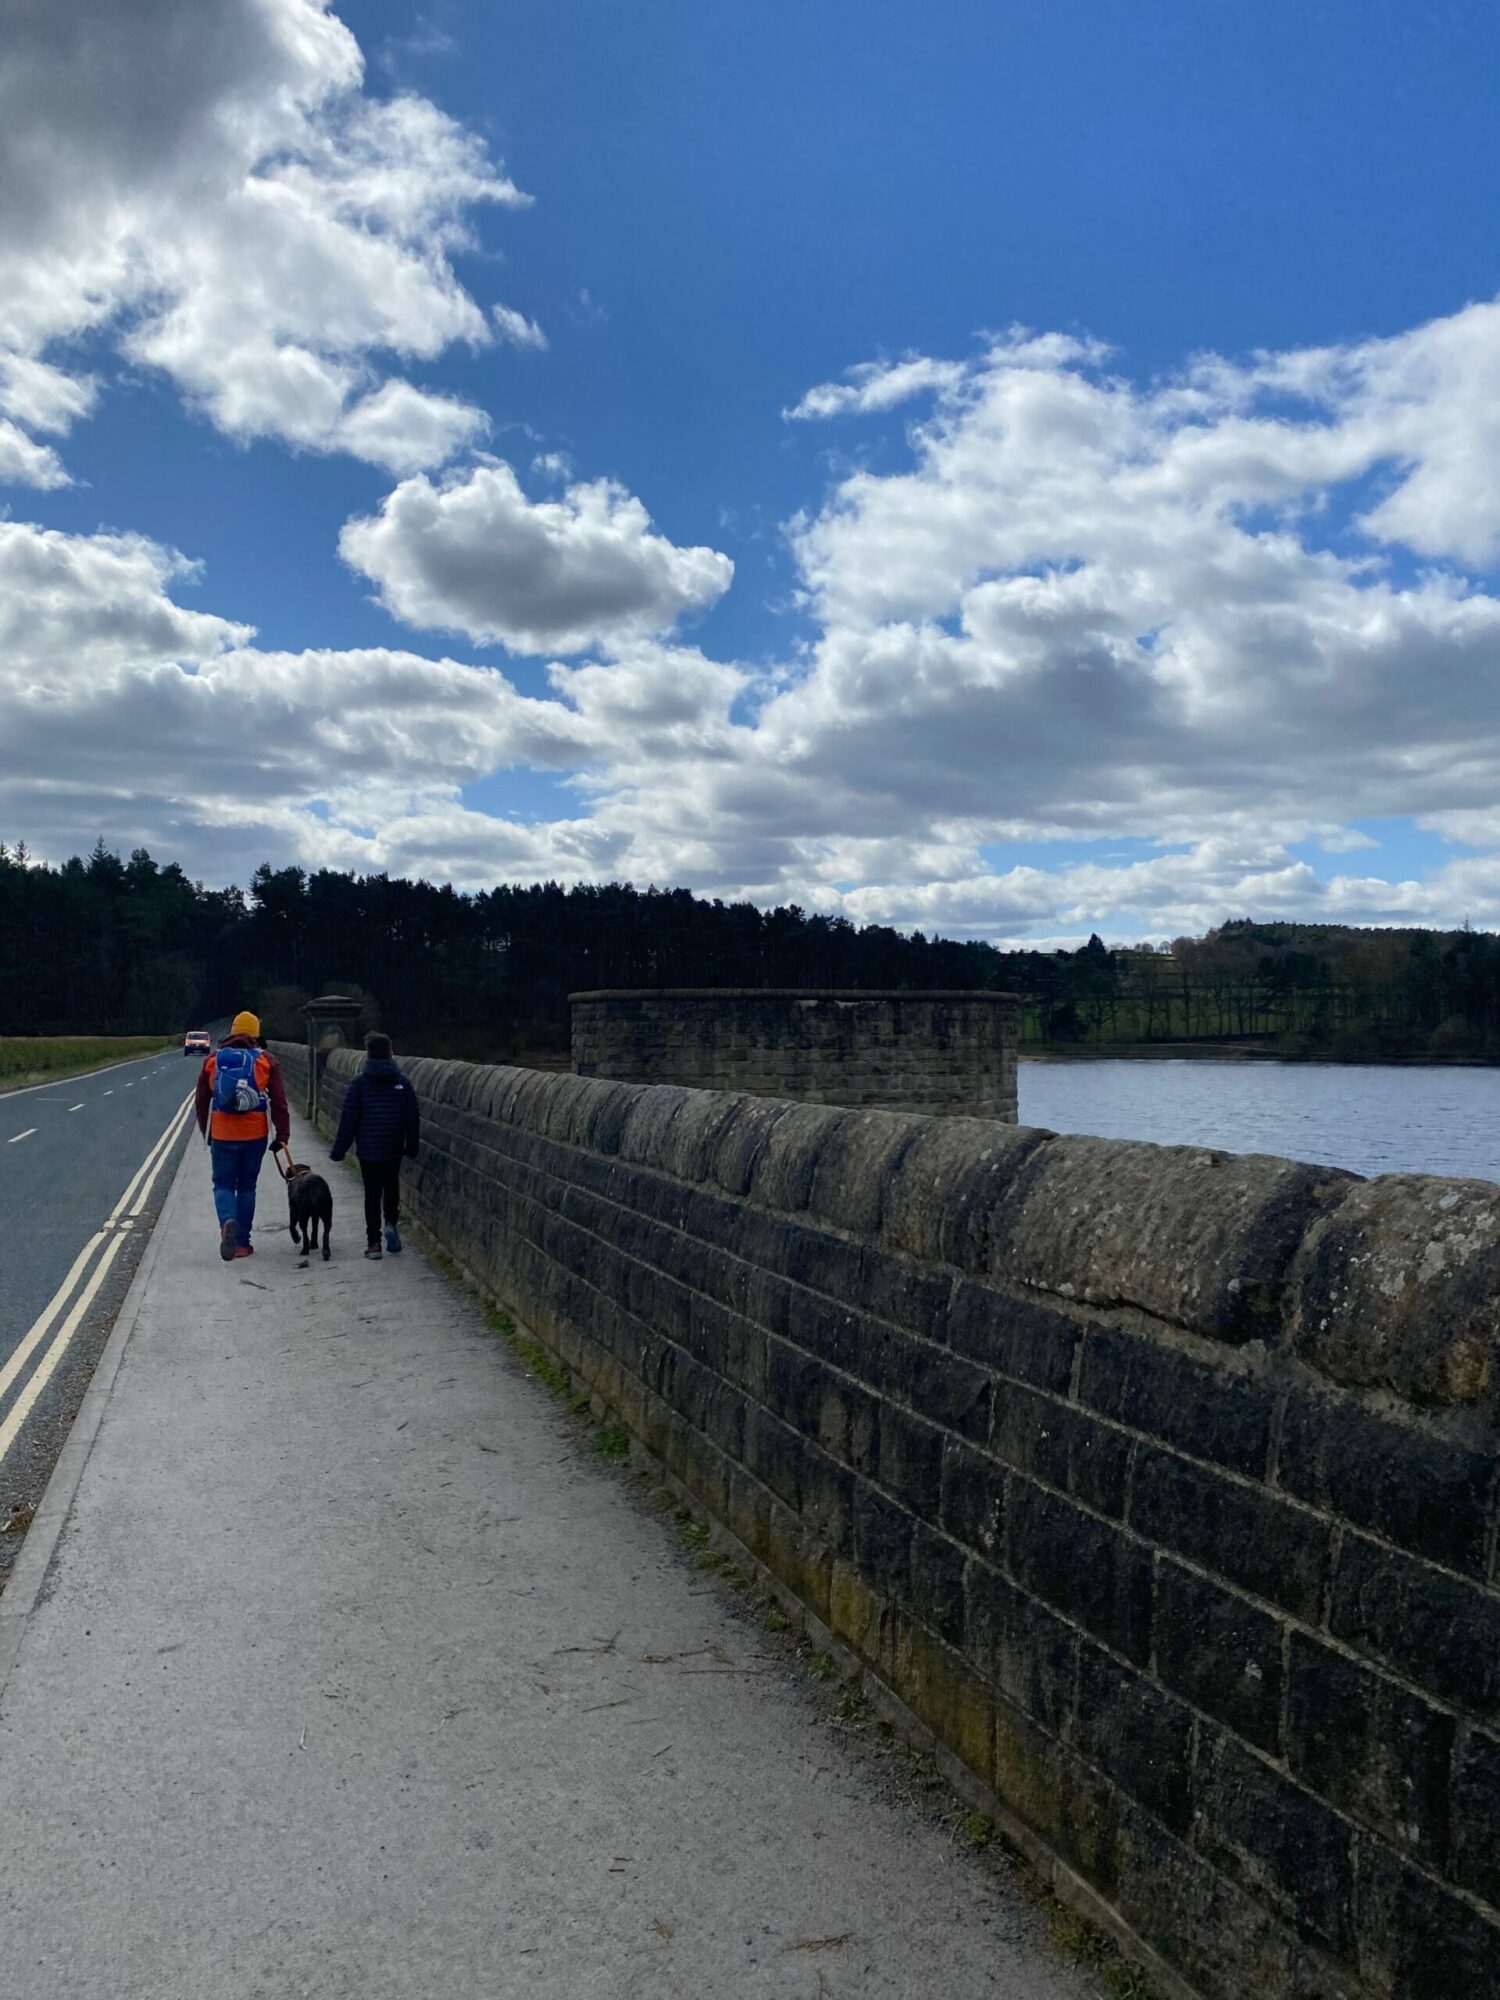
[0,1036,177,1094]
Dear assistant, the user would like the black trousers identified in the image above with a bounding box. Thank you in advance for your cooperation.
[359,1159,401,1243]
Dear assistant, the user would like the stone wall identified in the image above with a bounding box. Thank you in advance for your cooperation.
[569,989,1019,1121]
[277,1039,1500,2000]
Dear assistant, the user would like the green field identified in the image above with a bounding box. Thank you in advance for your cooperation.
[0,1036,178,1093]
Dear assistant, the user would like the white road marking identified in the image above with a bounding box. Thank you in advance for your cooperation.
[0,1093,193,1467]
[68,1103,83,1113]
[112,1094,194,1223]
[8,1129,36,1144]
[0,1236,129,1465]
[0,1049,171,1102]
[104,1089,113,1095]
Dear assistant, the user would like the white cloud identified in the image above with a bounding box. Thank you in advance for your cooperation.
[0,0,525,477]
[337,380,489,475]
[0,354,97,435]
[0,420,70,489]
[493,305,548,352]
[0,519,748,890]
[784,353,967,421]
[514,307,1500,931]
[339,462,734,654]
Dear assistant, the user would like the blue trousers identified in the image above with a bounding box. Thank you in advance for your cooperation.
[210,1138,268,1247]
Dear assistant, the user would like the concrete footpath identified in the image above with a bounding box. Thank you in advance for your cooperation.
[0,1110,1097,2000]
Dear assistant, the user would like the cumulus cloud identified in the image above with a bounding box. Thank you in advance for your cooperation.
[0,420,70,489]
[508,306,1500,934]
[0,0,524,477]
[0,519,749,888]
[337,381,489,476]
[492,305,548,352]
[339,462,734,654]
[784,353,967,421]
[743,324,1500,868]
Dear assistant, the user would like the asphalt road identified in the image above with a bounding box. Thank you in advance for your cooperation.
[0,1045,207,1565]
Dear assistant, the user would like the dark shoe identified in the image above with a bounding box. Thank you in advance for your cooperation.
[219,1219,238,1262]
[385,1226,402,1254]
[365,1243,382,1260]
[233,1244,254,1259]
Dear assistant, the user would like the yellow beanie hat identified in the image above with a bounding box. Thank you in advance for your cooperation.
[230,1010,261,1037]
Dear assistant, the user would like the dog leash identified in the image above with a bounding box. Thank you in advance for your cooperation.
[271,1145,301,1182]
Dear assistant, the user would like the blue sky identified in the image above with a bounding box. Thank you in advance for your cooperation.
[4,0,1500,941]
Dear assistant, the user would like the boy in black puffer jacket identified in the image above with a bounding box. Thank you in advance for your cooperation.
[329,1033,421,1259]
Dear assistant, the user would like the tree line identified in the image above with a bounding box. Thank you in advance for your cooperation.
[2,841,1497,1063]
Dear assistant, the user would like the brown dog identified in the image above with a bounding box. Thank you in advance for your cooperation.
[285,1162,333,1260]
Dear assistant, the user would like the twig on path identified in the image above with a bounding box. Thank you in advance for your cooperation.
[786,1933,852,1954]
[298,1725,307,1751]
[554,1629,621,1656]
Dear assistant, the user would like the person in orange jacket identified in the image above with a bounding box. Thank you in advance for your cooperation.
[195,1011,291,1261]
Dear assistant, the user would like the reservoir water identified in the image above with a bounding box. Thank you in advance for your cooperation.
[1018,1059,1499,1182]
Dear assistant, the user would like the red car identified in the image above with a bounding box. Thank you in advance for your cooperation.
[183,1029,212,1057]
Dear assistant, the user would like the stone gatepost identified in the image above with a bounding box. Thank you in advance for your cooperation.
[300,994,364,1120]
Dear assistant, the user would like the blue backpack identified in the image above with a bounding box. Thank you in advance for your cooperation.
[212,1045,266,1116]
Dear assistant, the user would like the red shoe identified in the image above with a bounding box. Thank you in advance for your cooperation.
[233,1245,255,1258]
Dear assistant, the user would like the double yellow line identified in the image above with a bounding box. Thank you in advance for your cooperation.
[0,1092,194,1468]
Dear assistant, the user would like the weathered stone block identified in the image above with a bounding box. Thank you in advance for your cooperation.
[1071,1642,1194,1837]
[805,1108,926,1236]
[876,1402,945,1517]
[747,1101,852,1213]
[944,1280,1080,1393]
[939,1438,1005,1560]
[990,1383,1132,1519]
[1286,1174,1500,1408]
[1007,1475,1154,1666]
[1192,1729,1356,1956]
[1451,1725,1500,1910]
[1285,1633,1454,1869]
[852,1479,914,1599]
[1112,1797,1354,2000]
[991,1136,1352,1344]
[964,1559,1077,1733]
[1277,1385,1498,1579]
[878,1118,1047,1263]
[854,1241,955,1344]
[992,1693,1067,1848]
[797,1441,855,1557]
[828,1559,884,1660]
[1155,1557,1286,1754]
[1353,1837,1500,2000]
[1077,1320,1276,1478]
[744,1404,805,1512]
[1328,1533,1500,1719]
[1130,1445,1331,1623]
[909,1521,968,1649]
